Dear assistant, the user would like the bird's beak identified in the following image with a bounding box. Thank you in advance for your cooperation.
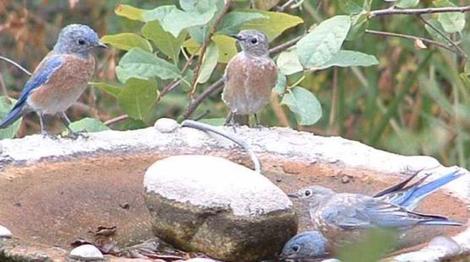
[287,192,299,198]
[230,34,244,41]
[97,42,108,48]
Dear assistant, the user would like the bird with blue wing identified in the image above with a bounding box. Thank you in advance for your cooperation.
[0,24,106,138]
[288,170,464,249]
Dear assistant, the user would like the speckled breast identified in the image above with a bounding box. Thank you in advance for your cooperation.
[222,53,277,115]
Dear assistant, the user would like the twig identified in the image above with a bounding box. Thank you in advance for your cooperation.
[183,35,304,119]
[160,52,196,98]
[104,114,129,126]
[276,0,299,12]
[181,120,261,173]
[369,5,470,17]
[188,0,232,98]
[0,55,32,75]
[365,29,459,55]
[417,15,468,59]
[269,35,303,55]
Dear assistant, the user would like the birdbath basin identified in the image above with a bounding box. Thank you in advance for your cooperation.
[0,120,469,261]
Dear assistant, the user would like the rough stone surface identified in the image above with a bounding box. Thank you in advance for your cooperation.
[154,118,179,133]
[144,155,298,261]
[0,225,11,238]
[69,244,103,261]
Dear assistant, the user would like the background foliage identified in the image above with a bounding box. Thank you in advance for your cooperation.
[0,0,469,170]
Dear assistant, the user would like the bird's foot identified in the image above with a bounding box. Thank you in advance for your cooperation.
[63,131,88,140]
[41,132,59,140]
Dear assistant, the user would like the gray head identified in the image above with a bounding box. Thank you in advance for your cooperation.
[281,231,329,260]
[288,185,335,208]
[53,24,106,56]
[234,30,269,57]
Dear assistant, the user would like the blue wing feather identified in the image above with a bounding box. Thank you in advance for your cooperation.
[0,55,64,128]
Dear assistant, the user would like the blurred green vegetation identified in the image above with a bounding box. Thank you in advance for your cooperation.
[0,0,469,170]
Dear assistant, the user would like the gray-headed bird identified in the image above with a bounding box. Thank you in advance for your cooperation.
[288,181,462,247]
[0,24,106,137]
[222,30,277,126]
[280,230,329,261]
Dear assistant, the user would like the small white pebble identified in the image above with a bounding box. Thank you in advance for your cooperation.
[69,244,103,261]
[0,225,12,238]
[154,118,179,133]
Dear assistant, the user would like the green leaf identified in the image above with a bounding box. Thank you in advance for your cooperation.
[276,48,303,75]
[197,42,219,83]
[424,18,452,44]
[335,0,364,14]
[217,11,267,35]
[273,71,287,94]
[242,11,304,41]
[0,97,21,139]
[116,48,181,83]
[339,228,398,262]
[435,0,465,33]
[117,78,159,120]
[198,118,225,126]
[68,118,110,133]
[395,0,419,8]
[142,21,187,61]
[90,82,122,98]
[296,15,352,68]
[145,5,217,37]
[115,4,145,21]
[212,35,238,63]
[281,86,322,125]
[315,50,379,70]
[101,33,152,52]
[347,12,369,41]
[116,3,218,38]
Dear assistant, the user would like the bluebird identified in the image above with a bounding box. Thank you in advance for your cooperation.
[222,30,277,126]
[288,185,461,248]
[374,169,463,210]
[0,24,106,137]
[280,230,329,261]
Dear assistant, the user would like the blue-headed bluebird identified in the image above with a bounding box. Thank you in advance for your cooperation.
[374,169,463,210]
[222,30,277,126]
[0,24,106,137]
[280,230,329,261]
[288,184,461,248]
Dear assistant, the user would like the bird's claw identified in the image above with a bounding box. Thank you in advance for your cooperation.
[63,131,88,140]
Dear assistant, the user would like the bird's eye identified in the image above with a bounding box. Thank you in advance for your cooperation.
[292,244,301,252]
[250,38,258,44]
[304,190,312,197]
[78,39,86,45]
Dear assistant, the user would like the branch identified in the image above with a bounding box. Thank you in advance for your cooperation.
[369,5,470,17]
[365,29,459,55]
[0,55,32,76]
[417,16,468,59]
[188,0,232,98]
[104,114,129,126]
[183,35,303,119]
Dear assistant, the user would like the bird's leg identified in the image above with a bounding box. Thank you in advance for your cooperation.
[60,112,87,139]
[253,113,264,128]
[37,113,56,139]
[224,111,234,126]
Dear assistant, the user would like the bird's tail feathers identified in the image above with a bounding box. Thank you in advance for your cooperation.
[0,103,24,129]
[403,170,463,207]
[420,219,462,226]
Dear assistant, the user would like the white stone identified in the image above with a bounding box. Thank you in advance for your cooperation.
[154,118,178,133]
[69,244,103,261]
[0,225,12,238]
[144,155,292,216]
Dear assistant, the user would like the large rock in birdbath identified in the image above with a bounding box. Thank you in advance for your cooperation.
[144,155,297,261]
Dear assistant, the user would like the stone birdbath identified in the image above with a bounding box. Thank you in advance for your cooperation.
[0,118,469,261]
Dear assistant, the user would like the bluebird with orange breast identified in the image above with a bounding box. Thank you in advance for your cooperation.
[0,24,106,137]
[222,30,277,126]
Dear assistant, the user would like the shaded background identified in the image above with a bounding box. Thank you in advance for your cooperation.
[0,0,469,169]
